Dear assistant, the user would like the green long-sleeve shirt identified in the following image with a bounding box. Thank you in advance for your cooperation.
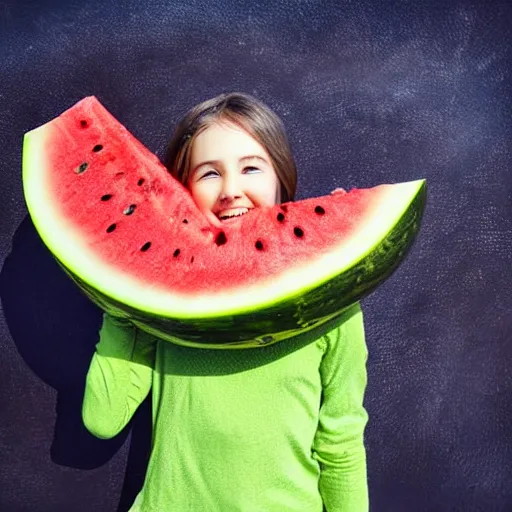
[82,303,369,512]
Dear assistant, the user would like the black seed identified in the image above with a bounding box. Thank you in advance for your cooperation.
[137,178,145,186]
[123,204,136,215]
[93,144,103,152]
[182,219,188,224]
[277,212,285,222]
[106,223,116,233]
[141,242,151,252]
[80,120,88,128]
[173,249,181,258]
[293,227,304,238]
[190,256,195,263]
[76,162,88,174]
[255,240,264,251]
[101,194,113,201]
[314,205,325,215]
[215,231,227,246]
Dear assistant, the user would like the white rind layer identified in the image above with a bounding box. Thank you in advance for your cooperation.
[23,122,424,319]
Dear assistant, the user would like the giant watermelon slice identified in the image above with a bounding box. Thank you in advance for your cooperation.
[22,97,426,348]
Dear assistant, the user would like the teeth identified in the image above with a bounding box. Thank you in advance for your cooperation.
[219,208,249,220]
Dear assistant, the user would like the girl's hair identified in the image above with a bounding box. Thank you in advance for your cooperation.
[163,92,297,203]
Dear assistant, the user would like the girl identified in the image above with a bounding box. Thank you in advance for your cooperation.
[82,92,369,512]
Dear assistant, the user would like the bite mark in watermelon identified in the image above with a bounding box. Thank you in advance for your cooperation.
[22,97,426,348]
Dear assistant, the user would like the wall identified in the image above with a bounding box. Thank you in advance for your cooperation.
[1,1,511,510]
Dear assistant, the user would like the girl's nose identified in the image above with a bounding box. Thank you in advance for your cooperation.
[220,176,242,201]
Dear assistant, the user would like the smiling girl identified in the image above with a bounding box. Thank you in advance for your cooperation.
[83,92,369,512]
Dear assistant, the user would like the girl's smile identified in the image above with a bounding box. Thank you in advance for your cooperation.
[187,121,280,226]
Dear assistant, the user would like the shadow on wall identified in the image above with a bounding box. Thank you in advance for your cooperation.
[0,215,152,512]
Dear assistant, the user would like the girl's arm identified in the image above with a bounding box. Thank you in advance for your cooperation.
[82,313,156,439]
[313,302,369,512]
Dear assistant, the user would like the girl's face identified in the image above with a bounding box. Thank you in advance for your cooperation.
[187,121,280,226]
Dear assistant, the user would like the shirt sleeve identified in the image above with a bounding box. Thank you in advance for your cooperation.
[312,302,369,512]
[82,313,156,440]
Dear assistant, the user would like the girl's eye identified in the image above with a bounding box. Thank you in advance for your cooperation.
[200,169,219,180]
[244,166,261,174]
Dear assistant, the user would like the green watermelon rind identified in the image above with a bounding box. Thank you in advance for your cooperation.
[22,125,424,319]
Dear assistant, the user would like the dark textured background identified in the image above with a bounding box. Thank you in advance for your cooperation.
[1,0,511,511]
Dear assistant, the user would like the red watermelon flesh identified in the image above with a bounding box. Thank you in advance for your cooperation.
[23,97,426,348]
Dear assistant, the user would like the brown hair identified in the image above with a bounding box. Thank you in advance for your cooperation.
[163,92,297,203]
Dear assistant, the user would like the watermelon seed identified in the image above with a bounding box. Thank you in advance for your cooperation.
[173,249,181,258]
[182,219,188,224]
[281,205,288,212]
[123,204,137,215]
[258,335,273,345]
[101,194,113,201]
[106,223,117,233]
[80,120,88,128]
[314,206,325,215]
[190,256,195,263]
[137,178,145,186]
[277,212,285,222]
[75,162,88,174]
[215,231,227,246]
[141,242,152,252]
[93,144,103,152]
[293,227,304,238]
[255,240,264,251]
